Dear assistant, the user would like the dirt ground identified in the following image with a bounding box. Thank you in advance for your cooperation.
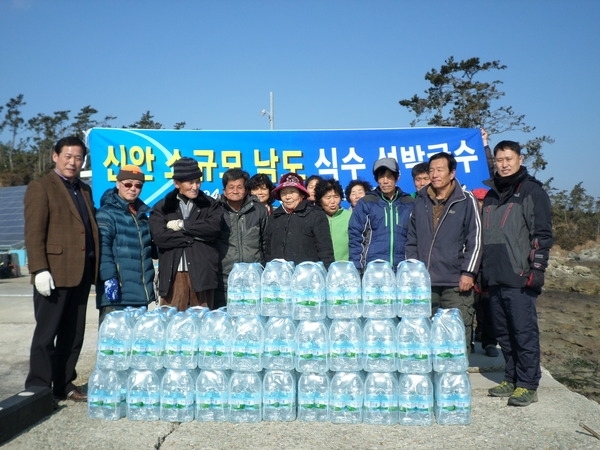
[538,288,600,404]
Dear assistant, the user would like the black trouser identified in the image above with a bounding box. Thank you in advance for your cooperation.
[25,278,91,397]
[489,285,541,390]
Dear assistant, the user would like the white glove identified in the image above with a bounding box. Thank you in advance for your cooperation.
[166,219,183,231]
[35,270,55,297]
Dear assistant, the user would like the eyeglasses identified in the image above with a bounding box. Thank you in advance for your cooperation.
[121,182,143,189]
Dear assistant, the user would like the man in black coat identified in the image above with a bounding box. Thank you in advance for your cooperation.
[150,157,223,310]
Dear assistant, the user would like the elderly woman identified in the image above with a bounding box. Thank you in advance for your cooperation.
[344,179,372,209]
[264,172,334,267]
[96,165,156,324]
[248,172,276,215]
[315,178,351,261]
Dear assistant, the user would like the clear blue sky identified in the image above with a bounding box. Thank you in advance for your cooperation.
[1,0,598,198]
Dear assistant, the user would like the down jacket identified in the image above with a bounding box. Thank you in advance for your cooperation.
[265,199,334,268]
[96,188,156,308]
[150,189,223,296]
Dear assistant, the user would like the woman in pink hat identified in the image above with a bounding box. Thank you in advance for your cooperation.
[264,172,334,267]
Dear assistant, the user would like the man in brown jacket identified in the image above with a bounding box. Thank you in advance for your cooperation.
[24,136,99,402]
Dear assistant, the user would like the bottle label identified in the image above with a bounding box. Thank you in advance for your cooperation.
[128,392,160,409]
[198,339,228,357]
[264,339,295,357]
[398,394,433,412]
[196,391,228,410]
[298,392,328,410]
[165,339,196,357]
[231,341,261,359]
[98,339,128,357]
[229,391,261,411]
[330,341,361,359]
[364,342,394,360]
[297,342,327,360]
[330,393,361,412]
[364,393,399,412]
[263,390,294,408]
[161,393,194,410]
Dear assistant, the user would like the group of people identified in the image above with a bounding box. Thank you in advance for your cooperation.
[24,131,552,409]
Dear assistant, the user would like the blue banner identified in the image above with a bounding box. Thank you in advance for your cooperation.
[87,127,489,207]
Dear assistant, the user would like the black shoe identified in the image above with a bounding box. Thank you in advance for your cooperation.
[485,345,499,357]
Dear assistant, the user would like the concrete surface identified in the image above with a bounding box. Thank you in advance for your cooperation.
[1,274,600,449]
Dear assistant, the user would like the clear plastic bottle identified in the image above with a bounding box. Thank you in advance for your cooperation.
[396,258,432,318]
[431,308,468,373]
[295,320,329,373]
[88,367,125,420]
[326,261,362,319]
[362,259,396,319]
[263,317,296,370]
[362,318,397,373]
[230,315,264,372]
[398,373,434,426]
[262,369,296,421]
[130,310,166,371]
[227,262,263,317]
[126,369,161,421]
[329,318,363,372]
[195,369,230,422]
[363,372,399,425]
[292,262,326,320]
[96,310,134,370]
[329,371,364,424]
[261,259,295,317]
[297,371,330,422]
[164,310,199,369]
[228,371,263,423]
[160,369,196,422]
[434,372,471,425]
[396,317,432,374]
[198,308,233,370]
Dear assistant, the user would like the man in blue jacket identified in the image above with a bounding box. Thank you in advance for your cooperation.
[349,158,414,273]
[406,152,482,353]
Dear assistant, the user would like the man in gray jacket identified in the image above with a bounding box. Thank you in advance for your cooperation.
[214,168,268,308]
[405,152,482,353]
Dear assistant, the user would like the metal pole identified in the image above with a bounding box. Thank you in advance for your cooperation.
[269,91,274,130]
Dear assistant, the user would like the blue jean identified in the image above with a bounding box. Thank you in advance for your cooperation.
[489,286,541,390]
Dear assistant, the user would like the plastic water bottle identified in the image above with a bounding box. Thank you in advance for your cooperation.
[164,311,199,369]
[434,372,471,425]
[396,259,432,318]
[292,262,326,320]
[96,310,134,370]
[88,367,125,420]
[396,317,432,374]
[228,371,262,423]
[261,259,295,317]
[431,308,468,373]
[398,373,434,426]
[297,372,330,422]
[262,369,296,421]
[195,369,230,422]
[126,369,161,421]
[329,319,363,372]
[130,310,166,370]
[329,371,364,424]
[263,317,296,370]
[363,372,399,425]
[326,261,362,319]
[230,315,264,372]
[160,369,195,422]
[295,320,329,373]
[362,259,396,318]
[228,262,263,317]
[362,318,397,373]
[198,309,233,370]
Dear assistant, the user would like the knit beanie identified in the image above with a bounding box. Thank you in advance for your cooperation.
[173,157,203,181]
[116,164,145,182]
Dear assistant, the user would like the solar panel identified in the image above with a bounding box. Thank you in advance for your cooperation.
[0,185,26,248]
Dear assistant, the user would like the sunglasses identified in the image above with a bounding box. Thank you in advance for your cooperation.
[121,182,143,189]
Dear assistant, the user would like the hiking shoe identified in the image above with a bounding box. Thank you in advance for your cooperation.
[488,381,515,397]
[485,345,499,357]
[508,387,538,407]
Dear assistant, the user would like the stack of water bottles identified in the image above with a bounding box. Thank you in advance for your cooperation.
[88,258,471,425]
